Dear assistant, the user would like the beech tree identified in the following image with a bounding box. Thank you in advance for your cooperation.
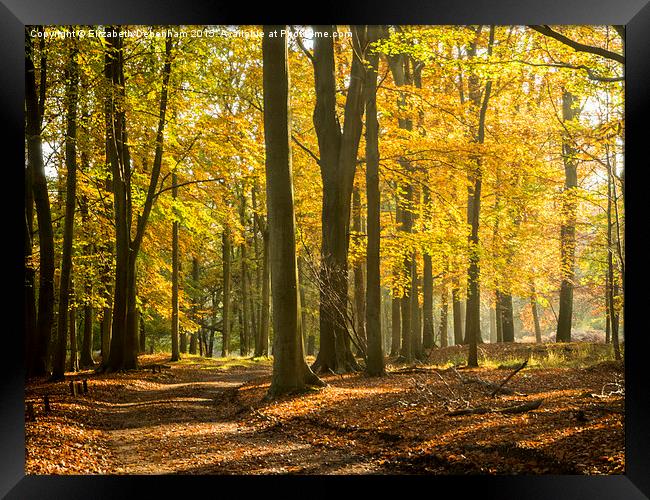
[263,26,324,396]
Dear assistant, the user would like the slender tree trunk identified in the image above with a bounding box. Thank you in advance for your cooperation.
[465,26,494,367]
[311,25,366,374]
[240,196,250,356]
[391,295,401,357]
[222,229,232,357]
[352,186,367,353]
[52,39,79,380]
[189,256,200,355]
[248,268,258,355]
[391,196,401,357]
[531,287,542,343]
[263,26,324,397]
[423,252,435,349]
[80,303,94,367]
[139,314,146,354]
[364,25,384,376]
[68,301,78,373]
[256,228,270,356]
[495,290,504,343]
[411,260,423,359]
[105,34,172,372]
[500,293,515,342]
[556,90,579,343]
[489,305,497,343]
[26,30,55,377]
[170,170,180,361]
[607,154,621,360]
[452,285,463,346]
[440,289,449,348]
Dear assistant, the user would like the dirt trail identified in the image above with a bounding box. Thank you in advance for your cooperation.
[25,345,625,475]
[98,360,379,474]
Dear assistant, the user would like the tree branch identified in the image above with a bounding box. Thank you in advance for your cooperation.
[291,134,321,165]
[529,25,624,64]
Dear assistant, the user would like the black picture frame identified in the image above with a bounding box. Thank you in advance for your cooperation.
[4,1,649,497]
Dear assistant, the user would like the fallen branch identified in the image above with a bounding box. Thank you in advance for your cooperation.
[447,399,543,417]
[451,366,516,395]
[490,355,529,398]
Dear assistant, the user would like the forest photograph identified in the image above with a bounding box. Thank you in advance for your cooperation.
[23,24,625,476]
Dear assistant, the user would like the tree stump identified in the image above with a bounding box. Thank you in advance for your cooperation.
[44,395,51,413]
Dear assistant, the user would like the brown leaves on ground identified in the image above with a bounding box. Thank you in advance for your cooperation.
[25,344,624,475]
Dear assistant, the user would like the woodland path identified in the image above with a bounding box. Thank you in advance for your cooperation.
[25,345,625,475]
[96,357,382,474]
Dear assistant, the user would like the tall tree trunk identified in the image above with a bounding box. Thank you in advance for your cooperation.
[26,29,55,377]
[263,26,324,397]
[556,90,579,343]
[222,229,232,357]
[411,260,423,359]
[139,313,146,354]
[388,51,415,364]
[171,170,181,361]
[105,34,172,372]
[352,186,367,353]
[530,286,542,343]
[452,284,463,345]
[299,258,309,352]
[52,38,79,380]
[500,293,515,342]
[259,229,270,356]
[364,25,384,376]
[311,25,366,374]
[489,305,497,343]
[80,303,94,367]
[495,290,504,343]
[422,245,435,349]
[391,195,401,357]
[189,256,200,355]
[607,152,621,360]
[465,25,494,367]
[240,196,250,356]
[68,301,78,373]
[440,289,449,348]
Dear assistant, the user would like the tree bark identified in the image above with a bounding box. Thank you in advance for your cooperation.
[440,288,449,348]
[263,26,324,397]
[606,151,621,360]
[423,248,435,349]
[104,34,173,372]
[500,292,515,342]
[411,260,423,358]
[240,196,250,356]
[452,284,463,346]
[531,292,542,343]
[556,90,579,343]
[222,229,232,357]
[311,25,366,374]
[364,25,385,376]
[171,170,181,361]
[189,256,200,355]
[465,25,494,367]
[391,196,401,357]
[68,301,78,373]
[352,186,367,353]
[26,29,55,377]
[52,38,79,380]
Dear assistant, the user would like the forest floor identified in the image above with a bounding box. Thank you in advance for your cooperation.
[25,342,624,475]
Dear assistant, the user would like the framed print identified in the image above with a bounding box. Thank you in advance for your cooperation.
[4,0,650,498]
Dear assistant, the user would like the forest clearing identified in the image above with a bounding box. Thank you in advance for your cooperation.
[24,24,625,477]
[25,343,624,475]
